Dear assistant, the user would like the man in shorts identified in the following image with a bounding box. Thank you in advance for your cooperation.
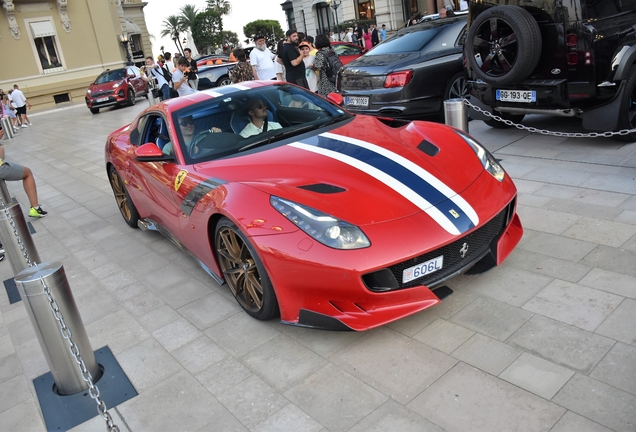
[0,146,47,218]
[11,85,32,127]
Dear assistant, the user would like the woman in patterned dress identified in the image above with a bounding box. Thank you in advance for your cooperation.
[230,49,254,84]
[313,34,338,97]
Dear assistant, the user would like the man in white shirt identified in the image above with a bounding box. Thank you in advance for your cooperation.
[240,99,282,138]
[141,56,171,100]
[250,35,277,81]
[11,85,32,127]
[172,58,198,97]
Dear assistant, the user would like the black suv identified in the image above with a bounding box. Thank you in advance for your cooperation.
[465,0,636,140]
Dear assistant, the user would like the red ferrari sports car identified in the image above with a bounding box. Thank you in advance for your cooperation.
[105,81,522,331]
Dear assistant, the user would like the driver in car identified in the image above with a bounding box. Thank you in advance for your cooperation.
[163,115,221,156]
[239,99,282,138]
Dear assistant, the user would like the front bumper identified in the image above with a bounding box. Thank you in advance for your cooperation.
[86,90,128,109]
[340,88,442,119]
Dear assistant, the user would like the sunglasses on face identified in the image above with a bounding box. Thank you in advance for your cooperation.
[180,119,194,126]
[253,104,266,110]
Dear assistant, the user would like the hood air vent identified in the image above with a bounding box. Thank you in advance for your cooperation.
[417,140,440,156]
[298,183,346,194]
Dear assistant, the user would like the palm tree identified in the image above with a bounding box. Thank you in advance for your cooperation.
[161,15,185,54]
[206,0,231,16]
[179,4,199,34]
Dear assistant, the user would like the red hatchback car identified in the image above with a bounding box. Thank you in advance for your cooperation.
[85,66,147,114]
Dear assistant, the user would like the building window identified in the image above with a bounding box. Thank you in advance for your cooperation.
[281,0,296,31]
[356,0,375,20]
[315,3,333,35]
[28,20,64,74]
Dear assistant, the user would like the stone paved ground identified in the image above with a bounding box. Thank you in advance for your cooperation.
[0,100,635,432]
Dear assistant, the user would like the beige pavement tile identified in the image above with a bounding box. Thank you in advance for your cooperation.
[524,254,591,283]
[499,353,575,399]
[553,374,636,432]
[284,364,387,432]
[74,288,123,326]
[217,375,289,429]
[465,265,553,307]
[111,283,165,317]
[172,336,228,375]
[582,245,636,277]
[204,313,279,357]
[271,321,365,358]
[517,193,553,208]
[516,205,581,235]
[152,317,202,352]
[252,404,322,432]
[12,338,48,381]
[7,316,37,348]
[115,337,183,393]
[348,399,444,432]
[549,411,613,432]
[0,375,31,412]
[0,335,15,360]
[85,309,150,354]
[623,232,636,252]
[407,363,565,432]
[450,296,533,341]
[413,318,474,354]
[241,334,327,393]
[195,357,252,396]
[136,304,181,333]
[507,315,615,374]
[0,398,46,432]
[451,333,522,376]
[139,267,211,309]
[520,232,597,262]
[578,268,636,299]
[522,279,623,331]
[580,173,636,195]
[177,291,242,330]
[331,327,457,405]
[562,217,636,247]
[595,298,636,346]
[0,354,22,385]
[534,184,630,207]
[119,370,243,431]
[590,342,636,396]
[512,178,547,194]
[543,198,624,221]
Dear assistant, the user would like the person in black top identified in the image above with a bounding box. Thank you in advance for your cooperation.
[280,29,309,89]
[183,48,199,90]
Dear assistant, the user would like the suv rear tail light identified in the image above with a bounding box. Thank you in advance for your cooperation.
[384,71,413,88]
[566,33,577,47]
[567,52,579,66]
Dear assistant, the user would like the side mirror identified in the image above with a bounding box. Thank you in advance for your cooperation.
[135,143,173,161]
[327,93,343,106]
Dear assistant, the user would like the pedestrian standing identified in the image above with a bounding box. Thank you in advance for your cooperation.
[183,48,199,90]
[172,57,198,97]
[362,27,372,50]
[299,42,317,92]
[2,95,19,132]
[141,57,171,101]
[313,34,338,97]
[11,85,32,128]
[275,39,286,82]
[280,29,309,89]
[231,49,254,83]
[371,24,379,46]
[380,24,387,41]
[250,35,277,81]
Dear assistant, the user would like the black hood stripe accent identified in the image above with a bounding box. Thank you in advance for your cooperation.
[180,177,226,216]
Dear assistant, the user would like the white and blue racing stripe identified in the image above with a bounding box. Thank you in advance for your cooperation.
[289,133,479,236]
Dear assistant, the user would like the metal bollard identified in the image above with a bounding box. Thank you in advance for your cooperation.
[444,98,469,133]
[15,262,100,395]
[1,117,14,140]
[147,89,159,106]
[0,202,41,274]
[0,178,12,205]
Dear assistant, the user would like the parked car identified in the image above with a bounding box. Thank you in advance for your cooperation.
[331,41,366,65]
[197,62,236,89]
[85,66,147,114]
[105,81,522,331]
[196,54,230,67]
[465,1,636,140]
[339,16,468,120]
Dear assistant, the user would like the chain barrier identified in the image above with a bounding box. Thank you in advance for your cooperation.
[463,98,636,138]
[0,185,119,432]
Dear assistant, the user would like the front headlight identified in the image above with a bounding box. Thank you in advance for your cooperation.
[202,72,213,79]
[270,196,370,250]
[456,131,505,182]
[112,80,124,89]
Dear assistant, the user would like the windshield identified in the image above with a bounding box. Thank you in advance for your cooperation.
[368,26,445,55]
[94,69,127,84]
[171,84,351,165]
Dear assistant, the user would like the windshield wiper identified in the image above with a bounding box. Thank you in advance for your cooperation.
[238,123,320,152]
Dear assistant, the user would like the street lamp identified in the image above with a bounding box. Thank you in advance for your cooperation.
[117,33,133,66]
[326,0,341,41]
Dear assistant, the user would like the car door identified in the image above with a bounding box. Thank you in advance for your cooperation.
[129,67,146,94]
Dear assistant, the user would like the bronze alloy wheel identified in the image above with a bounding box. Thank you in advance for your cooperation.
[108,166,139,228]
[215,218,278,320]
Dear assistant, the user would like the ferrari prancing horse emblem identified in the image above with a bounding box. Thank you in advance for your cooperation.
[449,209,460,219]
[174,170,188,191]
[459,243,469,258]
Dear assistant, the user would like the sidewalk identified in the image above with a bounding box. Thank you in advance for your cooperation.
[0,100,635,431]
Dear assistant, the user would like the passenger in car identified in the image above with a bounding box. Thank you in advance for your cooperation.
[239,99,282,138]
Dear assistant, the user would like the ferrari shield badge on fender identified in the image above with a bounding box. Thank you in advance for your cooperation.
[174,170,188,191]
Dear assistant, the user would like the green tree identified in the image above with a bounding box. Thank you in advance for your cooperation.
[179,4,199,34]
[161,15,185,54]
[243,20,284,49]
[220,30,240,48]
[206,0,231,15]
[192,10,223,54]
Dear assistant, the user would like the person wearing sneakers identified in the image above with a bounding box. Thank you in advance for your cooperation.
[11,85,32,128]
[0,146,47,218]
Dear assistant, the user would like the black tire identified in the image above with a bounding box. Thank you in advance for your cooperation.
[216,76,232,87]
[215,217,279,320]
[90,107,99,114]
[614,66,636,142]
[484,111,525,129]
[127,88,136,106]
[108,166,139,228]
[466,6,541,86]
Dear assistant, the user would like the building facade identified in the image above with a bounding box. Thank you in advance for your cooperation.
[281,0,446,37]
[0,0,152,111]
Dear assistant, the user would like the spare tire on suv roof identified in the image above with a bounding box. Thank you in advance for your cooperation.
[466,6,541,86]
